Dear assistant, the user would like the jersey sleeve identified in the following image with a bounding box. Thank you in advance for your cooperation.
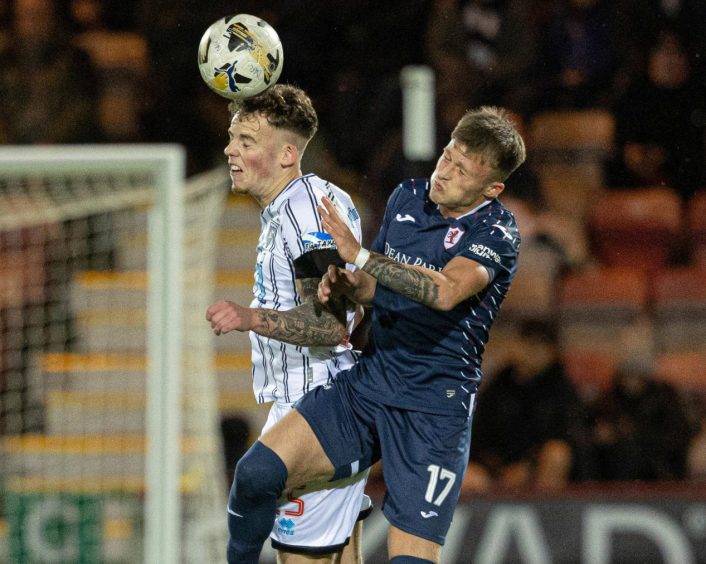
[457,218,520,279]
[281,185,361,279]
[293,249,345,279]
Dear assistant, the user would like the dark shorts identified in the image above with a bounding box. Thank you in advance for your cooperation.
[294,374,473,545]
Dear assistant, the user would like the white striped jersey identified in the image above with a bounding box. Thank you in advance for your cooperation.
[249,173,362,404]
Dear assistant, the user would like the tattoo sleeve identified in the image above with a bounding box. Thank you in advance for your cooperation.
[363,252,440,307]
[251,278,349,347]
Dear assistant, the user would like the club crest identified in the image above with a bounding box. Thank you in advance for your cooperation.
[444,227,464,249]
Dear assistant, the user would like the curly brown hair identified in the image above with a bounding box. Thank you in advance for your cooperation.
[228,84,319,142]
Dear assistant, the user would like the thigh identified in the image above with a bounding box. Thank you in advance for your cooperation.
[261,407,335,487]
[379,409,472,546]
[294,378,380,480]
[261,400,291,435]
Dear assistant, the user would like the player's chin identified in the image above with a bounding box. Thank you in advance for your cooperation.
[429,189,442,205]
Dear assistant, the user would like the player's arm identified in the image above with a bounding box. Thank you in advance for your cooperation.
[319,197,490,311]
[206,251,350,346]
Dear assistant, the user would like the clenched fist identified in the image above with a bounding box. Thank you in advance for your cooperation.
[206,300,255,335]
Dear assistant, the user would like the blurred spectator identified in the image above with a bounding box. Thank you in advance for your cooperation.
[614,0,706,82]
[534,0,621,110]
[588,356,696,480]
[0,0,102,144]
[463,319,593,493]
[70,0,140,33]
[606,29,706,198]
[502,111,589,269]
[325,0,431,174]
[425,0,544,115]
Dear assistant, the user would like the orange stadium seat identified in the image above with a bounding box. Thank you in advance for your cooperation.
[530,109,615,154]
[562,348,617,401]
[73,31,148,141]
[655,352,706,394]
[652,266,706,353]
[529,109,614,219]
[588,187,682,272]
[687,190,706,267]
[557,266,650,356]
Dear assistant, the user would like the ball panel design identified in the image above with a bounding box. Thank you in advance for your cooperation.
[198,14,283,100]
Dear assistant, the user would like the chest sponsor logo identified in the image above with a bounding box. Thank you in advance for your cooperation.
[444,227,465,249]
[383,242,441,271]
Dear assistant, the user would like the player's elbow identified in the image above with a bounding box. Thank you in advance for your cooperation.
[433,299,458,312]
[433,289,463,312]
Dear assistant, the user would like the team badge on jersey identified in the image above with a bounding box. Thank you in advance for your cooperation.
[444,227,465,249]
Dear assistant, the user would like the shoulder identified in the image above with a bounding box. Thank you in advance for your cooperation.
[277,174,322,209]
[281,174,356,211]
[387,178,431,209]
[399,178,431,201]
[469,200,520,246]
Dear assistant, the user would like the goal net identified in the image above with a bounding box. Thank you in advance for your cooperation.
[0,145,230,563]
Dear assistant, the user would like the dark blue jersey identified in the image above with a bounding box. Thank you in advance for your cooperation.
[348,179,520,416]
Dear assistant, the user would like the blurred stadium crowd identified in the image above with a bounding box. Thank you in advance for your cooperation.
[2,0,706,490]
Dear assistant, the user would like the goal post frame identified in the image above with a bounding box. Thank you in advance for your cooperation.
[0,144,187,564]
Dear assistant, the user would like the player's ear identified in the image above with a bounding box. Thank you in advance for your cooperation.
[483,182,504,199]
[280,143,299,167]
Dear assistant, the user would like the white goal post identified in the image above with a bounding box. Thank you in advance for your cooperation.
[0,145,228,563]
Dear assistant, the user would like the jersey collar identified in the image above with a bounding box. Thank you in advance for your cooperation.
[439,198,492,221]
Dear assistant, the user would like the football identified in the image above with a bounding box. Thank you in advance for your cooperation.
[197,14,284,100]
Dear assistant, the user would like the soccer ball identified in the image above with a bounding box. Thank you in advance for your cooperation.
[197,14,284,100]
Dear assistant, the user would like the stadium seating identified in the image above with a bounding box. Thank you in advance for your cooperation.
[73,31,149,141]
[655,352,706,394]
[529,109,614,219]
[688,190,706,267]
[557,266,650,356]
[530,109,615,154]
[561,348,617,401]
[70,270,254,353]
[651,266,706,353]
[588,187,682,272]
[499,240,563,320]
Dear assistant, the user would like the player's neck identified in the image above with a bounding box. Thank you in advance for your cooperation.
[258,167,303,208]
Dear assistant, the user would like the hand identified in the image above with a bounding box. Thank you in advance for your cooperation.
[318,197,360,264]
[206,300,254,335]
[318,264,358,305]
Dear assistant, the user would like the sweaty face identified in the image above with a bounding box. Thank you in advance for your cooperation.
[429,140,503,217]
[224,112,286,205]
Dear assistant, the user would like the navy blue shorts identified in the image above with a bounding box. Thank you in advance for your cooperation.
[294,373,473,545]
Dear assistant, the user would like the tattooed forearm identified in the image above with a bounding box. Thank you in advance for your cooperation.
[363,252,440,307]
[253,304,346,346]
[251,278,349,346]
